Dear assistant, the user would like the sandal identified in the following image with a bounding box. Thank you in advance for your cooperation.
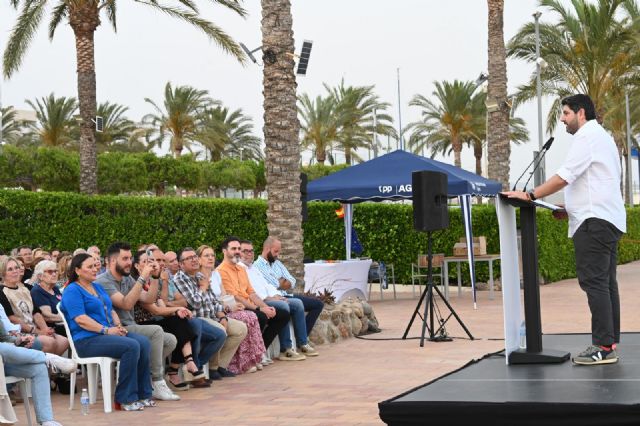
[184,354,206,380]
[115,401,144,411]
[166,366,190,392]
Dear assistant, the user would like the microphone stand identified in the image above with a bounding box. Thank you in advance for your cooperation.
[521,145,551,191]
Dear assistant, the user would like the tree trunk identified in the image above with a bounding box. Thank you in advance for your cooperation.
[452,136,462,168]
[345,147,352,165]
[487,0,510,191]
[70,8,100,194]
[316,148,326,164]
[261,0,305,288]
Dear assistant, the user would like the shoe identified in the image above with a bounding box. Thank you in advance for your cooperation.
[247,365,258,373]
[208,370,222,381]
[41,421,63,426]
[572,345,619,365]
[44,353,77,375]
[138,398,157,408]
[115,401,144,411]
[278,348,306,361]
[261,353,273,365]
[299,344,319,357]
[152,380,181,401]
[217,367,236,378]
[255,363,263,370]
[190,378,211,388]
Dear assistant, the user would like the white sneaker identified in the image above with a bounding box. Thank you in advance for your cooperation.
[278,348,306,361]
[41,421,63,426]
[44,353,77,375]
[247,365,258,373]
[152,380,180,401]
[299,344,319,357]
[255,363,263,371]
[261,353,273,365]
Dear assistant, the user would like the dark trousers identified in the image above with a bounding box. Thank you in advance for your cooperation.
[290,294,324,335]
[572,218,622,346]
[255,306,290,348]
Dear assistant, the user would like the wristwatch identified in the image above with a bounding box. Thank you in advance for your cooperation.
[528,189,537,201]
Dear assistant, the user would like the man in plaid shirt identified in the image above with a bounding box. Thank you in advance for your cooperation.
[173,247,247,380]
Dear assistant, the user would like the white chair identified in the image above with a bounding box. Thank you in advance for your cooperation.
[4,375,33,426]
[267,323,296,359]
[368,262,397,300]
[57,303,119,413]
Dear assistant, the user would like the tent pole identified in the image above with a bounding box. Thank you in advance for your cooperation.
[461,195,477,309]
[344,204,353,260]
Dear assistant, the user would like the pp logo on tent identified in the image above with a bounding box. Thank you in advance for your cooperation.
[378,185,393,194]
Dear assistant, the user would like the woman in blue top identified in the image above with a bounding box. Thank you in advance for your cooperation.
[60,253,153,412]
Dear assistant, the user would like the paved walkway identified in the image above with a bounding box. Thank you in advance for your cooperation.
[41,260,640,425]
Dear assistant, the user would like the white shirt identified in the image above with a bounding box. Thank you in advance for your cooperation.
[556,119,627,237]
[209,271,223,297]
[239,262,279,300]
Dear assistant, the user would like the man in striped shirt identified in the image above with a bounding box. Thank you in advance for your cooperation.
[253,237,323,358]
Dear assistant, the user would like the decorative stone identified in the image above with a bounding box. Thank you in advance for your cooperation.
[306,297,380,346]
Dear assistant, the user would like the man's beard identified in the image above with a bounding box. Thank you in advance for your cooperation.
[232,255,241,264]
[266,251,276,264]
[115,263,131,277]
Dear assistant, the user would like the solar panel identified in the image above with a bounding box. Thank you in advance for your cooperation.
[296,40,313,75]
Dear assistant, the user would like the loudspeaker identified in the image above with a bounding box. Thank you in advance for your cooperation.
[300,173,308,222]
[412,171,449,232]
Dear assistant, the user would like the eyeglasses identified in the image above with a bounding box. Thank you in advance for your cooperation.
[44,270,58,275]
[181,255,198,262]
[6,267,20,272]
[241,249,254,253]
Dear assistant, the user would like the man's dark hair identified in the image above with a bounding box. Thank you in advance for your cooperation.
[561,94,596,120]
[177,247,196,262]
[106,242,131,260]
[16,245,31,253]
[239,239,252,246]
[221,236,240,250]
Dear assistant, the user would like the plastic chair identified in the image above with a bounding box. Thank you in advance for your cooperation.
[57,303,119,413]
[4,373,33,426]
[368,262,396,300]
[267,323,297,360]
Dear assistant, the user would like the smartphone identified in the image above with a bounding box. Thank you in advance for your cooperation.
[146,248,154,260]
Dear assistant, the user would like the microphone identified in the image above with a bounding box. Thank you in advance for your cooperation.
[511,137,554,191]
[521,137,554,191]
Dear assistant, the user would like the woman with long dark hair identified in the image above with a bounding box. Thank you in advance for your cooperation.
[60,253,153,411]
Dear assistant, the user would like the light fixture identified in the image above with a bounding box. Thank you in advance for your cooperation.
[296,40,313,75]
[240,43,261,64]
[535,57,548,69]
[485,99,499,113]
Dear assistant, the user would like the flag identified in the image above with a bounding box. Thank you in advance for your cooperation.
[335,206,344,219]
[351,226,363,256]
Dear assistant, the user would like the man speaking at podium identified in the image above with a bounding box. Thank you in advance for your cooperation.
[503,94,626,366]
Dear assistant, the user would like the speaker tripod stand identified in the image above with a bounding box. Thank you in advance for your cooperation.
[402,231,474,346]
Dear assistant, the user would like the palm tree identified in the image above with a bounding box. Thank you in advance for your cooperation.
[1,106,25,144]
[507,0,640,134]
[261,0,305,285]
[3,0,248,194]
[143,82,214,158]
[487,0,511,190]
[26,93,78,147]
[196,106,262,161]
[298,93,338,164]
[406,80,480,168]
[326,80,396,164]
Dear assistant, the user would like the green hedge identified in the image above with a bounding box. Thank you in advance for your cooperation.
[0,189,638,285]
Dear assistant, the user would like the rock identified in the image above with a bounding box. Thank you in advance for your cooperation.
[350,316,362,335]
[361,301,373,316]
[337,322,351,339]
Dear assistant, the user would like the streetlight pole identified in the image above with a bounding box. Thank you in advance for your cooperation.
[533,11,544,186]
[372,107,378,158]
[625,89,634,205]
[397,68,403,150]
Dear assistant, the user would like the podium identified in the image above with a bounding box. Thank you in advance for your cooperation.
[497,194,570,364]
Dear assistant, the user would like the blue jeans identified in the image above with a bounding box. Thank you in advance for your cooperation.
[291,294,323,336]
[0,343,53,423]
[74,333,152,404]
[266,298,304,348]
[188,318,226,369]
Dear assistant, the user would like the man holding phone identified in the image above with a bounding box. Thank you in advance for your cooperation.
[96,242,180,401]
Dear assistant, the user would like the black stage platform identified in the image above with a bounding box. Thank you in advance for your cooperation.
[379,333,640,426]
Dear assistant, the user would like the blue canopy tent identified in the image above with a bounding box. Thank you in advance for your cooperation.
[307,149,502,308]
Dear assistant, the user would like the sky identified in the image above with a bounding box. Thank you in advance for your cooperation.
[0,0,636,188]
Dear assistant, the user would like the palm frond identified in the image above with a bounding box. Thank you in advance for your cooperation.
[3,0,48,78]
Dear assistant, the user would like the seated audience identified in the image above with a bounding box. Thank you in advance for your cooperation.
[61,253,154,411]
[198,245,267,374]
[95,242,179,401]
[254,237,324,358]
[0,257,68,355]
[30,260,65,336]
[240,239,318,359]
[172,247,247,380]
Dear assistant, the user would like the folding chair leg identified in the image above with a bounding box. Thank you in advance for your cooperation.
[87,364,98,404]
[100,360,114,413]
[18,380,33,426]
[69,370,77,410]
